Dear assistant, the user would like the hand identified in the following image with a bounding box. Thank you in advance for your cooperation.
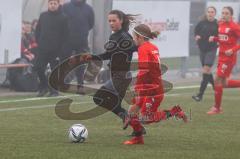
[209,36,215,42]
[26,53,35,61]
[195,35,201,41]
[69,56,77,65]
[225,49,233,56]
[80,53,92,62]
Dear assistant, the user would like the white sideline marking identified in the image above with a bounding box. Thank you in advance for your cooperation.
[0,102,91,112]
[0,95,81,104]
[0,85,198,104]
[0,85,237,104]
[0,90,239,112]
[174,85,199,90]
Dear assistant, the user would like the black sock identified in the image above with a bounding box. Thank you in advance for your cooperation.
[208,74,214,89]
[164,111,172,119]
[113,106,128,121]
[198,73,209,97]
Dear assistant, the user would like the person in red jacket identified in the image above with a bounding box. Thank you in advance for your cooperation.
[21,21,37,62]
[208,6,240,115]
[123,24,187,145]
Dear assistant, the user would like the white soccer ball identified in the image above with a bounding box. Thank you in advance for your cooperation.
[68,124,88,143]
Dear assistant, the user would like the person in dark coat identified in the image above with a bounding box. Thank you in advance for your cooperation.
[35,0,68,97]
[62,0,95,94]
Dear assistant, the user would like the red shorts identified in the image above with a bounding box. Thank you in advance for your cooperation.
[216,61,235,78]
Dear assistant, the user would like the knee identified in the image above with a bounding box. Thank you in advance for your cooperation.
[93,89,120,110]
[203,66,212,74]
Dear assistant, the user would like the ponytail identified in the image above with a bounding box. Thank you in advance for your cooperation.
[133,24,160,40]
[151,31,160,39]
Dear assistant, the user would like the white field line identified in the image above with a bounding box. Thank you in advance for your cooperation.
[0,93,192,112]
[0,102,90,112]
[0,94,81,104]
[0,85,239,112]
[0,85,199,104]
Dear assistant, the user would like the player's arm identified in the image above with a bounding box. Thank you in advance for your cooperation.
[35,14,43,44]
[92,51,112,61]
[194,21,202,41]
[135,49,150,86]
[231,24,240,53]
[209,36,219,42]
[92,39,137,61]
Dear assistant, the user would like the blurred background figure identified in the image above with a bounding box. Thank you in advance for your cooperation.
[192,6,218,102]
[31,19,38,35]
[61,0,95,94]
[34,0,68,97]
[21,21,37,63]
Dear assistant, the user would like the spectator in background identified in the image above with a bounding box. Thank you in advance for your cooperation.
[192,6,218,102]
[62,0,95,94]
[31,19,38,35]
[21,21,37,62]
[35,0,68,97]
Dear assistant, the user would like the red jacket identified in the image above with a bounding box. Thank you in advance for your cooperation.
[21,34,38,61]
[214,20,240,64]
[135,41,164,96]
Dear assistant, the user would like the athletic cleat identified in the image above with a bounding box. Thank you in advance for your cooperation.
[36,89,48,97]
[123,136,144,145]
[130,127,147,137]
[171,105,188,123]
[176,110,188,123]
[207,107,223,115]
[192,95,202,102]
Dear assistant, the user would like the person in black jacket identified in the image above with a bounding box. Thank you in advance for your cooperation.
[61,0,95,94]
[192,6,218,102]
[78,10,146,136]
[35,0,68,97]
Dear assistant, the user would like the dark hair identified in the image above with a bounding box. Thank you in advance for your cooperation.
[109,10,137,31]
[134,24,160,40]
[223,6,234,16]
[200,6,217,21]
[48,0,60,3]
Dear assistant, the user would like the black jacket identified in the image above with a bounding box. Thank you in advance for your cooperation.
[194,19,218,52]
[35,9,68,54]
[92,29,137,74]
[62,0,94,49]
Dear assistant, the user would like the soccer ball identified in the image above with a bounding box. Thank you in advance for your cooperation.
[68,124,88,143]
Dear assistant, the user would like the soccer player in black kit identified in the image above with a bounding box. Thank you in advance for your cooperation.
[192,6,218,102]
[81,10,146,136]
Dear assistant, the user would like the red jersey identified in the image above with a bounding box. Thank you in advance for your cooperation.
[135,41,163,96]
[214,20,240,64]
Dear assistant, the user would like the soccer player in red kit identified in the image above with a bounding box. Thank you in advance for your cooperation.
[208,6,240,115]
[123,24,187,145]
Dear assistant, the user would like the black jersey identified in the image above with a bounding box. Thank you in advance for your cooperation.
[92,29,137,74]
[194,19,218,52]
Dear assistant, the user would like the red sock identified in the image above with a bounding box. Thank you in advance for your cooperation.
[226,80,240,88]
[214,84,223,109]
[130,117,143,133]
[154,111,167,122]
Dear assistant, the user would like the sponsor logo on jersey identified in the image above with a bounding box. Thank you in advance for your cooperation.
[219,34,229,41]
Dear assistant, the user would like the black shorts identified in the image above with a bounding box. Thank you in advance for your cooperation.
[199,49,217,67]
